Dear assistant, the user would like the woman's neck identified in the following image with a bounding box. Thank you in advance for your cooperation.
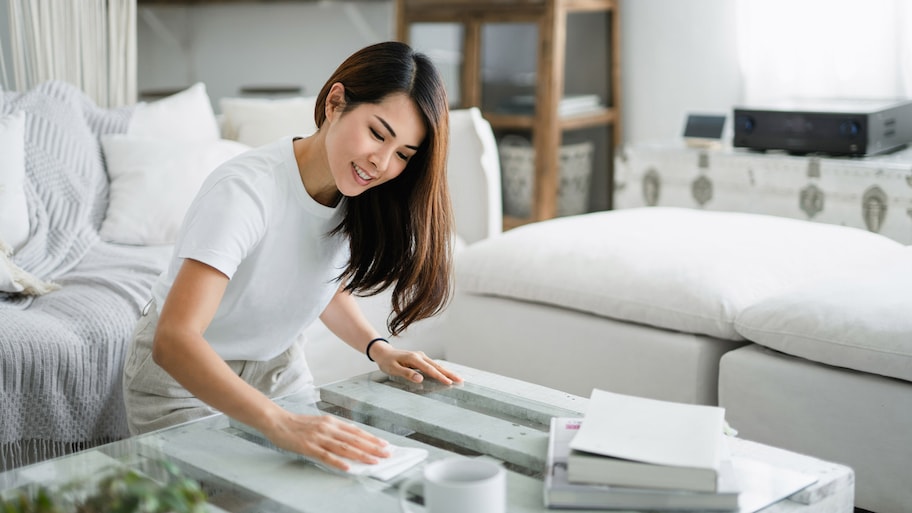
[293,134,341,207]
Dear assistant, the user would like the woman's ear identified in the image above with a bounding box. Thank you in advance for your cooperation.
[324,82,346,123]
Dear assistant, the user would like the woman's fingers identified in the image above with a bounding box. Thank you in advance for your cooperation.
[316,436,384,471]
[336,421,391,458]
[425,358,464,384]
[271,414,390,472]
[388,351,463,385]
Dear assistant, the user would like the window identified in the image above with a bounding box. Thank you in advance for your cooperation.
[736,0,912,103]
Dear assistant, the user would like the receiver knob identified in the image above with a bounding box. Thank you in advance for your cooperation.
[737,115,755,134]
[839,120,861,138]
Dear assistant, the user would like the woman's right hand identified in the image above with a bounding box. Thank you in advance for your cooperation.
[262,411,391,471]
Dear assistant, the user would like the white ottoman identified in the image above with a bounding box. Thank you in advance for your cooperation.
[720,250,912,513]
[443,207,907,406]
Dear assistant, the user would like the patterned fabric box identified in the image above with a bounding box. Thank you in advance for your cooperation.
[614,142,912,244]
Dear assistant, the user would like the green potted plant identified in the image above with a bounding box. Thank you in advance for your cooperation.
[1,460,207,513]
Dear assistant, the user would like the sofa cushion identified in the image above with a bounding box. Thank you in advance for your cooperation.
[734,247,912,382]
[128,83,220,142]
[219,96,318,147]
[100,135,251,245]
[456,207,906,340]
[0,111,29,252]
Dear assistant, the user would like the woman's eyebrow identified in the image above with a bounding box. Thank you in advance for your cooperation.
[374,115,420,150]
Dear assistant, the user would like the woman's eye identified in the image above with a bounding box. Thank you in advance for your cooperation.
[370,128,384,141]
[397,152,410,162]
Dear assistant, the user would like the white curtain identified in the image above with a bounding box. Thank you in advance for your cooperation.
[736,0,912,104]
[4,0,137,107]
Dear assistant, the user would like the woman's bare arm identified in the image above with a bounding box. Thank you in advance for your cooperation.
[152,259,390,471]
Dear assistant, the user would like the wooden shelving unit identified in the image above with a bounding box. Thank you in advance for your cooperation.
[396,0,621,228]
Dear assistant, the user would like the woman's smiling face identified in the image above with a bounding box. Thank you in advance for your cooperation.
[323,85,426,198]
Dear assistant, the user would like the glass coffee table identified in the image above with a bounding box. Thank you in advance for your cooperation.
[0,362,853,512]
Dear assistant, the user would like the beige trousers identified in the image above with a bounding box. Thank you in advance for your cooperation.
[122,299,316,435]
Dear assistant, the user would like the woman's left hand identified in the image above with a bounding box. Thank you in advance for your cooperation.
[370,342,463,385]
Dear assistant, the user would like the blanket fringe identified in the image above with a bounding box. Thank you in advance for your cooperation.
[1,437,122,472]
[0,239,60,296]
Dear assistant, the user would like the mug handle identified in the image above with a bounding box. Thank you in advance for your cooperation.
[398,476,423,513]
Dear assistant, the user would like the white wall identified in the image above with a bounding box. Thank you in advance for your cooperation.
[136,2,394,111]
[620,0,742,144]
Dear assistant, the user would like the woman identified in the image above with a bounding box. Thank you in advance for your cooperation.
[123,41,462,472]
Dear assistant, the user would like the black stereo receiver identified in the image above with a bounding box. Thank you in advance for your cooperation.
[733,99,912,156]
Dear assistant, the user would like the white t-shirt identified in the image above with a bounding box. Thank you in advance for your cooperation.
[152,137,349,361]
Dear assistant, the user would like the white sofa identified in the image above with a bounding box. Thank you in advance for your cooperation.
[442,204,911,511]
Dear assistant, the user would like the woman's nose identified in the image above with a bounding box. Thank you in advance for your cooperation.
[370,147,393,172]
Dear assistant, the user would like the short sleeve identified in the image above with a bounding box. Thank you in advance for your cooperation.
[175,170,270,279]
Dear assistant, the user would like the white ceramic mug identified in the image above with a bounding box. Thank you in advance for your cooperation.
[398,457,506,513]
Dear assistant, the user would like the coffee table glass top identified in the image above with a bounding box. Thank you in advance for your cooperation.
[0,363,585,513]
[0,362,851,513]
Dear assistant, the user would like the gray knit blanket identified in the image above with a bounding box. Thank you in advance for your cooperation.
[0,81,171,470]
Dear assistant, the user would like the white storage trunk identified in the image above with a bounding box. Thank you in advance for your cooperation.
[614,142,912,244]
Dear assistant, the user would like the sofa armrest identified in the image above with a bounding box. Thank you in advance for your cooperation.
[448,108,503,245]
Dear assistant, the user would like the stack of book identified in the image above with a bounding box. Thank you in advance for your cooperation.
[544,389,817,511]
[498,94,604,117]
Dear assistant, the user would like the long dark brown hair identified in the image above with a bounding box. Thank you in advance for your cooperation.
[315,41,453,336]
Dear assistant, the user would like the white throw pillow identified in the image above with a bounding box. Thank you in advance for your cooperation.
[456,207,907,340]
[100,135,251,245]
[0,110,29,251]
[128,83,220,142]
[220,96,318,147]
[735,248,912,382]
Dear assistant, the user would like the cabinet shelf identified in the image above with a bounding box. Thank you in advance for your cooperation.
[401,0,616,15]
[485,106,617,131]
[398,0,621,225]
[502,214,537,231]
